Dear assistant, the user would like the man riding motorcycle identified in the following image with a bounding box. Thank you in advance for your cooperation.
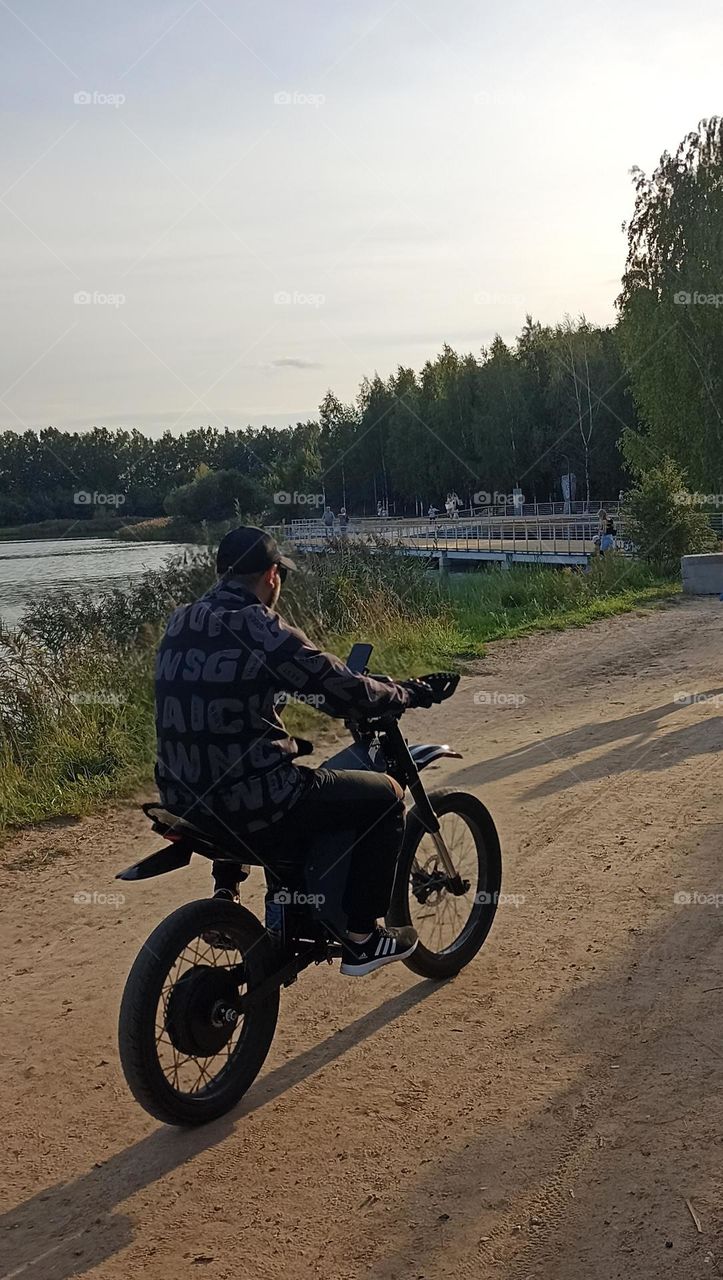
[154,525,435,976]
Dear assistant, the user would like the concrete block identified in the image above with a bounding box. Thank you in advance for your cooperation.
[681,552,723,595]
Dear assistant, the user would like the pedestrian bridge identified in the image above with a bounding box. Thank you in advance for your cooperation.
[269,514,622,568]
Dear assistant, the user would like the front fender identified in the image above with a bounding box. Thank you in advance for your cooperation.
[409,743,462,771]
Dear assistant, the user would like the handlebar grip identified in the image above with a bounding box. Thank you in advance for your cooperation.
[419,671,460,703]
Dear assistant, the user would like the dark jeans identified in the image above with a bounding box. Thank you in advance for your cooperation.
[215,769,405,934]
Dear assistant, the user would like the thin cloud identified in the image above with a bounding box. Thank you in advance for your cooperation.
[270,357,323,369]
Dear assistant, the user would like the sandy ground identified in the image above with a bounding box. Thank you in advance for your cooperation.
[1,595,722,1280]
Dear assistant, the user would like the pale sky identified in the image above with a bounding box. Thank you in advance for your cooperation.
[0,0,721,435]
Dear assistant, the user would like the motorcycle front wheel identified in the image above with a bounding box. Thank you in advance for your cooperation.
[118,899,279,1126]
[387,789,502,980]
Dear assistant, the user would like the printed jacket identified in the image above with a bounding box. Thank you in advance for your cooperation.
[154,578,411,831]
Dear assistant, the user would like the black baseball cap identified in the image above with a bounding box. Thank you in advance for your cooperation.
[216,526,297,576]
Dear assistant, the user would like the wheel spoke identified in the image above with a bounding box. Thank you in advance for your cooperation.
[150,923,250,1097]
[407,810,486,954]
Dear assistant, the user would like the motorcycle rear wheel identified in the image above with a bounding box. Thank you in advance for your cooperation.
[118,898,279,1126]
[387,789,501,979]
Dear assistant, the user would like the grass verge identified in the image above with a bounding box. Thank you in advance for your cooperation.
[447,558,677,651]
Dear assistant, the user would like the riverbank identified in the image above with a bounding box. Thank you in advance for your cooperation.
[115,515,224,542]
[0,514,231,543]
[0,547,677,829]
[0,515,147,541]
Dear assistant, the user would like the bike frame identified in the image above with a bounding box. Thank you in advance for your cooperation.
[349,717,460,882]
[234,719,462,1012]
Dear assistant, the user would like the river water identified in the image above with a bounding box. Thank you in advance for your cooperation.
[0,537,192,630]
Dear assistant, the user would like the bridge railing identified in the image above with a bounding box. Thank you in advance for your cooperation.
[275,504,622,539]
[270,515,624,555]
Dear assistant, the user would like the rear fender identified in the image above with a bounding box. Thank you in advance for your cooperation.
[116,842,194,881]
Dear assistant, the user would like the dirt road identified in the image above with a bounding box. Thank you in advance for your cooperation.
[1,596,722,1280]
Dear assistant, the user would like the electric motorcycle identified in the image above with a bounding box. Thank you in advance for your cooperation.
[117,647,502,1126]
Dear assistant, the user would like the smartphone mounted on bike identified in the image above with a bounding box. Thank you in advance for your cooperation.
[345,642,373,674]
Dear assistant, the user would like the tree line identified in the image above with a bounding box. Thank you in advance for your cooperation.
[0,316,634,526]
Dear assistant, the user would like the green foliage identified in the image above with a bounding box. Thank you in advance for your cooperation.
[617,117,723,487]
[0,629,155,826]
[18,550,216,652]
[447,559,675,646]
[164,469,267,522]
[282,539,444,638]
[114,515,239,544]
[272,421,324,517]
[0,542,676,829]
[621,458,719,571]
[0,425,275,524]
[546,320,632,502]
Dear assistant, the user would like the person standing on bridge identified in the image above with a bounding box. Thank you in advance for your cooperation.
[445,492,461,521]
[593,509,607,554]
[600,514,617,555]
[323,506,335,539]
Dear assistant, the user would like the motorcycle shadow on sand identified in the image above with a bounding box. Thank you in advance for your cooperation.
[0,980,444,1280]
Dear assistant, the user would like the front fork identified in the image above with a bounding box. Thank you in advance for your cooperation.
[385,723,460,883]
[404,774,455,874]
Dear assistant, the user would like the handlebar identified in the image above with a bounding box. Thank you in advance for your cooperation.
[417,671,460,704]
[368,670,460,703]
[352,670,460,732]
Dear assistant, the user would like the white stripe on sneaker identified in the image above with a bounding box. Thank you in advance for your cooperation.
[340,936,419,976]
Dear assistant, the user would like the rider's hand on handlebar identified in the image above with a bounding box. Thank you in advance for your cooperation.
[415,672,460,704]
[400,678,436,708]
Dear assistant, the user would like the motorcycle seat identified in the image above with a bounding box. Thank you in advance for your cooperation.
[142,803,267,866]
